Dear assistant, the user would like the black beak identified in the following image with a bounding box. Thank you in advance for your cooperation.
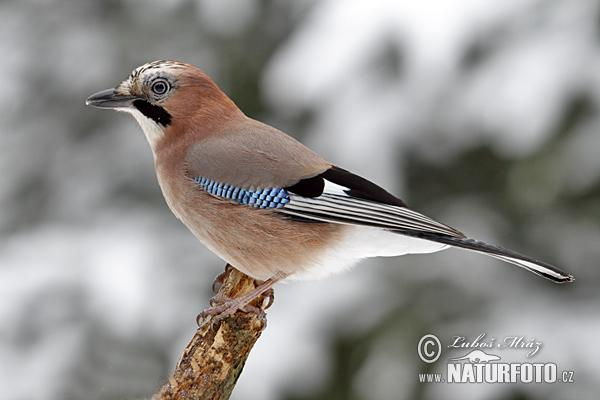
[85,88,136,109]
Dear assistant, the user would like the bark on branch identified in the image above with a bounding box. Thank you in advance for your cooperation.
[153,265,270,400]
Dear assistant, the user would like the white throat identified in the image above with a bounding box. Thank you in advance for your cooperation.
[121,108,166,151]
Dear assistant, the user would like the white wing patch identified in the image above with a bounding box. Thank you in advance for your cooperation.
[322,179,348,195]
[281,179,464,238]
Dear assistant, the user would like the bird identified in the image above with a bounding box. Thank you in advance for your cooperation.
[86,60,574,318]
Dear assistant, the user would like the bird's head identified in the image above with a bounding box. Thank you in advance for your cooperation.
[86,60,240,149]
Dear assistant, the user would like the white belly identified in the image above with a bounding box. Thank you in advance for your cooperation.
[290,225,448,280]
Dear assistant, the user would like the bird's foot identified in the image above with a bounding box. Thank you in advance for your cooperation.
[198,271,285,327]
[196,293,266,327]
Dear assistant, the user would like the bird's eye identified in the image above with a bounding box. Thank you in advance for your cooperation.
[151,79,170,96]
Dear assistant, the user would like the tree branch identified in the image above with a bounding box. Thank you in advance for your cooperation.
[153,265,270,400]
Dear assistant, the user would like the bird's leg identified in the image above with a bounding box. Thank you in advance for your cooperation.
[197,271,287,326]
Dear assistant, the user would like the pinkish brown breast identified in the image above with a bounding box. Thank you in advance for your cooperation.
[153,142,344,281]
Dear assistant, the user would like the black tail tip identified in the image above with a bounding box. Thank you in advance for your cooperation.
[555,274,575,284]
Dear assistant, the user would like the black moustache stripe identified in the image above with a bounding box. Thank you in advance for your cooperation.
[133,100,172,126]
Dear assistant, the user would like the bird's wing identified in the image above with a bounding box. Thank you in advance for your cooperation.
[185,118,331,189]
[189,161,573,283]
[279,166,465,238]
[185,118,462,237]
[278,168,573,283]
[190,164,462,236]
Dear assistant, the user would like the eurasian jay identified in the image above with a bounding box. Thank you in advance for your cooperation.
[86,60,573,318]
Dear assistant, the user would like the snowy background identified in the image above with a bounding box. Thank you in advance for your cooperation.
[1,0,599,399]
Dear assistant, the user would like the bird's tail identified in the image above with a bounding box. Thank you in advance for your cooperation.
[399,231,574,283]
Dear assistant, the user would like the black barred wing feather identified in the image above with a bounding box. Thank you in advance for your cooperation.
[190,166,572,282]
[281,166,465,238]
[280,167,574,283]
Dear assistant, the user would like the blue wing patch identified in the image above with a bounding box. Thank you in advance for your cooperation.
[193,176,290,209]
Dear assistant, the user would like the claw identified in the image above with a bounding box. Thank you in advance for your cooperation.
[260,288,275,310]
[211,264,234,294]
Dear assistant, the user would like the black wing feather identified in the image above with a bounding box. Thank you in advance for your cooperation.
[286,166,406,206]
[282,167,573,284]
[285,174,324,197]
[283,166,463,237]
